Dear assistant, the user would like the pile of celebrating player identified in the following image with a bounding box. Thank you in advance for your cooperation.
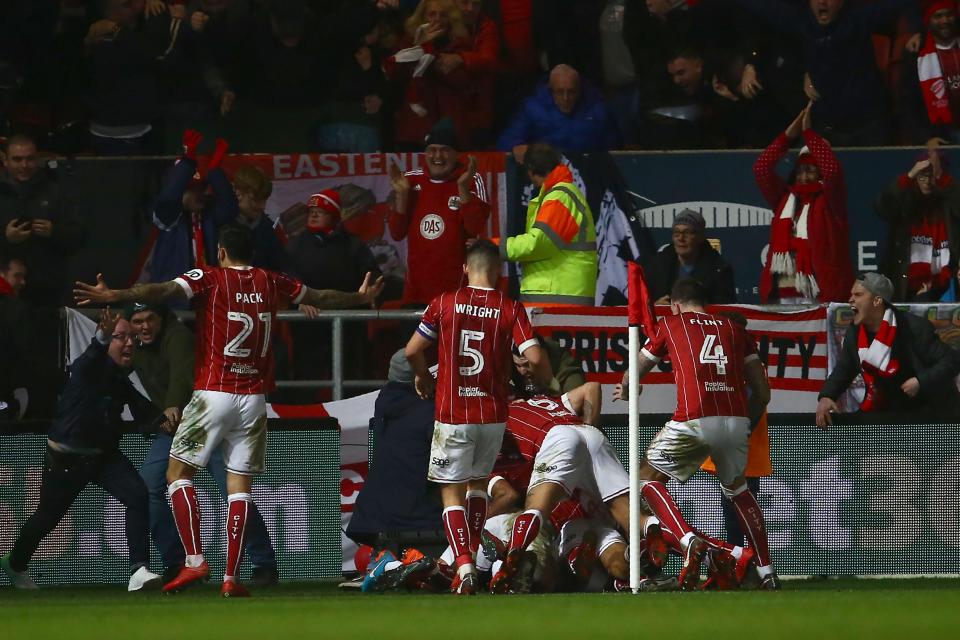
[365,242,779,595]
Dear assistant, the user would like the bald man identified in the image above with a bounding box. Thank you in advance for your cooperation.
[497,64,621,157]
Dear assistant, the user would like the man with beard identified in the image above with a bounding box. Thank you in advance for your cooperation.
[875,149,960,302]
[387,117,490,306]
[816,273,960,425]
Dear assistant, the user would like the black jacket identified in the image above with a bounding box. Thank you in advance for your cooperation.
[642,242,737,304]
[0,168,86,306]
[47,336,159,451]
[346,381,439,544]
[819,309,960,417]
[287,227,379,296]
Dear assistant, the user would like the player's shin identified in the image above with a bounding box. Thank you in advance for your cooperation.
[168,479,204,566]
[465,490,488,555]
[640,480,692,540]
[729,486,773,574]
[224,493,252,583]
[442,506,473,572]
[508,509,542,554]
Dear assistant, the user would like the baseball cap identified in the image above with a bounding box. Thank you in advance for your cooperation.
[856,272,894,303]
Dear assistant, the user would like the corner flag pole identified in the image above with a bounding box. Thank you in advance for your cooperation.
[627,261,655,594]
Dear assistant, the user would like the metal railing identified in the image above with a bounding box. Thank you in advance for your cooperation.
[68,308,425,401]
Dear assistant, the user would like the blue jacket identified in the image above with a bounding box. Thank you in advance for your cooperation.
[48,336,158,452]
[149,158,238,286]
[496,81,621,151]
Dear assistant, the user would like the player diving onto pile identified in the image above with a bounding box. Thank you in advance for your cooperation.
[75,224,384,597]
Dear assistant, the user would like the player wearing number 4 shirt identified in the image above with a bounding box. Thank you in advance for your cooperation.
[615,278,779,591]
[74,224,384,598]
[404,240,552,595]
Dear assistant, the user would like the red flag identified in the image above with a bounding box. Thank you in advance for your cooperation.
[627,261,656,338]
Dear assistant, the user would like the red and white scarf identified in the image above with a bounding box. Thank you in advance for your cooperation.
[857,308,899,411]
[770,181,821,300]
[918,32,954,126]
[908,216,952,292]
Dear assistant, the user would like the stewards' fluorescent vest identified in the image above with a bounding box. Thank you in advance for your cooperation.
[505,165,598,306]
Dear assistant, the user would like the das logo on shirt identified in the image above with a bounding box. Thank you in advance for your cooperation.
[420,213,445,239]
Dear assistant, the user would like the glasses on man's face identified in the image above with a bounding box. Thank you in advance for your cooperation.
[111,332,135,343]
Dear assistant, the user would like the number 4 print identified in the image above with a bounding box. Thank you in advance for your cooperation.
[699,335,728,375]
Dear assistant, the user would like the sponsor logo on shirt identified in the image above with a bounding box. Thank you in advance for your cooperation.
[420,213,445,239]
[704,381,735,392]
[534,462,558,474]
[230,363,259,376]
[447,195,461,210]
[458,386,488,397]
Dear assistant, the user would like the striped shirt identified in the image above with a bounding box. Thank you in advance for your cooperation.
[174,265,304,394]
[418,286,536,424]
[641,311,758,422]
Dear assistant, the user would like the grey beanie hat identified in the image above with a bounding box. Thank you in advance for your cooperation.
[387,349,414,384]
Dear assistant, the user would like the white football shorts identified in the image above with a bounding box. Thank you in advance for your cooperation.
[645,416,751,486]
[428,421,506,483]
[170,389,268,475]
[528,424,629,507]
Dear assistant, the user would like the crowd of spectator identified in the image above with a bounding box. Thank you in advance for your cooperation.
[7,0,960,154]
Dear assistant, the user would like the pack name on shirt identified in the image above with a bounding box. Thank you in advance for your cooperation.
[455,303,500,319]
[235,292,264,304]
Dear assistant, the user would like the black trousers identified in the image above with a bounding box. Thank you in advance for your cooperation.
[9,446,150,572]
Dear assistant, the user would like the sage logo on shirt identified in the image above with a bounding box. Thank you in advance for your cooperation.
[420,214,445,239]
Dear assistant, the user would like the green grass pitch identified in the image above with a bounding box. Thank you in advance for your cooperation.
[3,579,959,639]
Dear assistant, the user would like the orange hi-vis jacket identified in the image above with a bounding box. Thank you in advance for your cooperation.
[504,164,597,306]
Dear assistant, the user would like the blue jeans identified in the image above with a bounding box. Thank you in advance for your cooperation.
[140,434,276,569]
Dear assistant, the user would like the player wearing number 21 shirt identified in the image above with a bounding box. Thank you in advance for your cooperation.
[615,278,778,591]
[74,224,384,597]
[404,240,552,595]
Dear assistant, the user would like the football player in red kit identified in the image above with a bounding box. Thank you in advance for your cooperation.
[615,278,778,591]
[387,117,491,305]
[75,224,384,597]
[404,239,552,594]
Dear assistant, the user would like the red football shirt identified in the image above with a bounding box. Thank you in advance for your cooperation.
[388,168,490,305]
[504,394,583,462]
[174,266,305,395]
[418,286,537,424]
[641,311,758,422]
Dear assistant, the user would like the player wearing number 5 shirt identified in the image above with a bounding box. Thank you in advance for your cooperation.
[615,278,777,591]
[74,224,384,597]
[404,240,552,595]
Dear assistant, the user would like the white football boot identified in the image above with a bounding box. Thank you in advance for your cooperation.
[1,554,39,590]
[128,566,164,592]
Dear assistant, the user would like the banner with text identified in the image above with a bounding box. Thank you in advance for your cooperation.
[532,304,827,414]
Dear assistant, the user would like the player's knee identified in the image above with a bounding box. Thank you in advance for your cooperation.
[720,477,748,499]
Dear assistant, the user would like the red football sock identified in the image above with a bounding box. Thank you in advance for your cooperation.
[442,507,472,567]
[168,479,203,559]
[465,490,488,554]
[641,481,692,542]
[509,509,542,553]
[224,493,251,582]
[731,488,772,567]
